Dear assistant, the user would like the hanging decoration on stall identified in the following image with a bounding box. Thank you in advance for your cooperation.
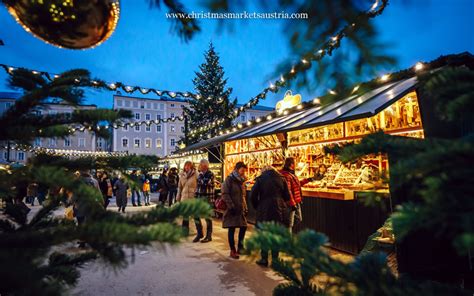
[188,0,389,137]
[0,64,197,100]
[3,0,120,49]
[276,91,302,113]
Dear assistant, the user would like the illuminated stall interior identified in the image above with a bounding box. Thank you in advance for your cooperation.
[223,76,424,199]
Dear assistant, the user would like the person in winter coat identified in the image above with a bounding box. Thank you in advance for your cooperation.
[98,171,113,209]
[250,165,291,266]
[222,161,248,259]
[193,159,216,243]
[177,161,197,235]
[167,167,179,206]
[114,175,129,213]
[280,157,313,233]
[143,179,151,206]
[157,170,169,206]
[130,170,142,206]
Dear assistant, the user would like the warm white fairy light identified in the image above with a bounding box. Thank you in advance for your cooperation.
[313,98,321,104]
[256,117,262,123]
[297,104,303,110]
[329,89,337,95]
[352,85,360,93]
[280,75,285,83]
[414,62,424,71]
[380,74,390,82]
[266,115,273,120]
[290,67,295,74]
[246,121,252,126]
[301,59,308,64]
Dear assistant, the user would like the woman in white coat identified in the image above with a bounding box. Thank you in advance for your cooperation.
[177,161,198,235]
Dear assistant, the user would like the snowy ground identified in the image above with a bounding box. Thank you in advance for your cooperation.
[71,193,286,296]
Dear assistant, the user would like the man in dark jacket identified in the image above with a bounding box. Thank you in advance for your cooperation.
[250,165,291,266]
[194,159,216,243]
[167,167,179,206]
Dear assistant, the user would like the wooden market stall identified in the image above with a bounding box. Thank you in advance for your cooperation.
[221,76,424,254]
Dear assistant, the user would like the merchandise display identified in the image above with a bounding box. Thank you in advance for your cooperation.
[223,91,424,200]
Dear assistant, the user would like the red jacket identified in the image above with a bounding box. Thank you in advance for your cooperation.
[279,169,310,206]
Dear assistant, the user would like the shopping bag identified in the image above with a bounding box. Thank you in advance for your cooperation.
[64,206,74,220]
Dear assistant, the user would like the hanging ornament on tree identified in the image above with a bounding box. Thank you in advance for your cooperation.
[4,0,120,49]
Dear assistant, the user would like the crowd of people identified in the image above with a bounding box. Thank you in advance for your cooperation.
[13,156,314,266]
[174,156,314,266]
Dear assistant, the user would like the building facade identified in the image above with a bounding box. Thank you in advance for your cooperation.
[112,94,274,157]
[233,104,274,124]
[0,91,98,163]
[112,93,188,157]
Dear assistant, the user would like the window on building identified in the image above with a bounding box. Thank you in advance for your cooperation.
[171,113,175,118]
[170,103,175,107]
[133,101,138,108]
[145,113,151,120]
[145,138,151,148]
[140,104,144,109]
[159,103,164,111]
[181,104,185,108]
[156,114,161,120]
[64,138,71,147]
[135,113,140,120]
[146,102,151,109]
[122,138,128,148]
[34,138,41,146]
[135,125,140,132]
[170,125,175,132]
[251,116,256,120]
[181,126,185,133]
[170,139,176,147]
[5,102,12,109]
[116,99,123,107]
[153,102,158,109]
[145,125,151,132]
[123,125,128,131]
[35,110,42,116]
[240,115,246,122]
[156,139,162,148]
[134,139,140,148]
[3,152,7,160]
[78,138,85,147]
[18,152,25,161]
[124,100,130,107]
[156,125,162,132]
[49,138,56,147]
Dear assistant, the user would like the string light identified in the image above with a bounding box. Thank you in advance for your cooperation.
[414,62,424,71]
[380,74,390,82]
[328,89,337,95]
[352,85,360,93]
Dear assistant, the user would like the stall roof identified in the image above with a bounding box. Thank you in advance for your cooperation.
[227,76,418,140]
[178,133,232,152]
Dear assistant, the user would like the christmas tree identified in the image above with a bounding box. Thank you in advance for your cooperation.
[0,68,211,295]
[183,42,236,144]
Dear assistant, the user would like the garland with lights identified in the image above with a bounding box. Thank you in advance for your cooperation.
[188,0,389,137]
[67,115,185,134]
[2,143,128,157]
[188,52,473,141]
[0,63,197,100]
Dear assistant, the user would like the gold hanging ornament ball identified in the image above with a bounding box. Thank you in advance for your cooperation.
[4,0,120,49]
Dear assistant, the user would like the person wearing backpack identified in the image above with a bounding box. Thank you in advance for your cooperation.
[167,167,179,206]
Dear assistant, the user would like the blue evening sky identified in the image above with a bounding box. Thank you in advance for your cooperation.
[0,0,473,108]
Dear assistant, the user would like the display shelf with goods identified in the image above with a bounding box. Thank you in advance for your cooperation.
[284,91,423,200]
[224,135,284,186]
